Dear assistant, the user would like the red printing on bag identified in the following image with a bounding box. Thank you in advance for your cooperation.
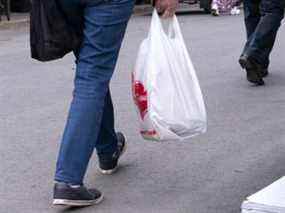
[132,74,148,120]
[140,130,157,136]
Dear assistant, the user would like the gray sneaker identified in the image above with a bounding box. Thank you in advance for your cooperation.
[98,132,126,175]
[53,182,103,207]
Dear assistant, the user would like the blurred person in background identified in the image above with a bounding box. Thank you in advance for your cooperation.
[211,0,242,16]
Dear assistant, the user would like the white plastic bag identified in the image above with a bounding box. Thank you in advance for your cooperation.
[132,10,207,141]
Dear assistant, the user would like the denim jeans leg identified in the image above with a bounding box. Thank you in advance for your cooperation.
[243,0,261,39]
[55,0,134,185]
[96,89,118,159]
[243,0,284,67]
[242,0,260,56]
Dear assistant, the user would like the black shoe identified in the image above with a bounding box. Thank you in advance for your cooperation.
[98,132,126,175]
[211,9,220,16]
[53,183,103,206]
[261,68,269,78]
[239,55,265,86]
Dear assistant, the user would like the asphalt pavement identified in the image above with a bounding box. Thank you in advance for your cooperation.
[0,11,285,213]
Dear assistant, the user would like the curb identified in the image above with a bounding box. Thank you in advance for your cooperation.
[0,17,29,30]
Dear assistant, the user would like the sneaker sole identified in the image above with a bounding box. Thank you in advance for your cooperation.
[99,166,118,175]
[239,58,264,86]
[53,194,104,207]
[98,139,127,175]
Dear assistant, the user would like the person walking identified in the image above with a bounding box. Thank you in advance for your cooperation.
[211,0,242,16]
[52,0,178,207]
[239,0,285,85]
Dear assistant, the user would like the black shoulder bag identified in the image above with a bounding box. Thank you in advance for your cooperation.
[30,0,80,62]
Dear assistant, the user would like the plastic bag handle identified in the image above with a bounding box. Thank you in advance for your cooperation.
[150,9,183,41]
[149,9,164,38]
[168,15,183,40]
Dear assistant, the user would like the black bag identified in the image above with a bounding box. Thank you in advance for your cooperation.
[11,0,31,12]
[30,0,80,62]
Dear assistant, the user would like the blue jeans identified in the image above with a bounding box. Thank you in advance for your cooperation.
[242,0,284,68]
[55,0,134,185]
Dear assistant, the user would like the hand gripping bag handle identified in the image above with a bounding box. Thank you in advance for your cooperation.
[149,10,184,42]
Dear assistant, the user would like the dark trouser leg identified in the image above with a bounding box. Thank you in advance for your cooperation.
[243,0,261,39]
[242,0,261,61]
[242,0,284,68]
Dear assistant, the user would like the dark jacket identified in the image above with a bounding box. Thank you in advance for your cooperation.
[30,0,80,62]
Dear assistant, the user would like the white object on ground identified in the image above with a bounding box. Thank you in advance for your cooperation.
[231,6,241,15]
[241,176,285,213]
